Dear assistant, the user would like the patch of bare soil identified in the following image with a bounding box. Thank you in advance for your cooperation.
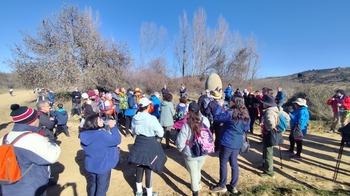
[1,90,349,195]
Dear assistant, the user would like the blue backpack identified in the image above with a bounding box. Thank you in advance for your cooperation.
[276,113,288,133]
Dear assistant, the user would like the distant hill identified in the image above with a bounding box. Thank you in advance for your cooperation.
[253,67,350,90]
[264,67,350,84]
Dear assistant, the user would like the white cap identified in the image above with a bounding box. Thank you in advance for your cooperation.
[81,93,88,99]
[138,97,150,107]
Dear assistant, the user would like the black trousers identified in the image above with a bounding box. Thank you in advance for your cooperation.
[289,134,302,155]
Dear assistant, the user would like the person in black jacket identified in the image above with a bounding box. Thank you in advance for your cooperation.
[205,90,223,152]
[36,100,56,141]
[71,87,82,116]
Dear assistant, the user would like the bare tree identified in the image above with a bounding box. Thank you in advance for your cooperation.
[139,22,168,69]
[7,5,130,90]
[174,11,190,77]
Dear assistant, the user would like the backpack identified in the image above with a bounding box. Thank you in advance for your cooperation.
[240,132,250,153]
[0,132,32,184]
[120,95,128,110]
[102,100,115,115]
[275,112,289,133]
[175,105,186,121]
[191,122,215,157]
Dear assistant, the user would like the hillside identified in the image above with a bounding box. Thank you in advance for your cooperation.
[257,67,350,88]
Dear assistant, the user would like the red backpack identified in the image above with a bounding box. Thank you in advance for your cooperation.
[0,132,32,184]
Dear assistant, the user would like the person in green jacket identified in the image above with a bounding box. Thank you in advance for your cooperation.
[160,93,175,149]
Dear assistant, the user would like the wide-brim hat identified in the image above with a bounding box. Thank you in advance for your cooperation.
[293,98,307,107]
[211,90,222,100]
[260,95,277,107]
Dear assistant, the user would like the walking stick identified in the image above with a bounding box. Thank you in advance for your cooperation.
[333,141,344,182]
[279,145,283,169]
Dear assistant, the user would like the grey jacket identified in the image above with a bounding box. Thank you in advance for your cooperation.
[160,101,175,127]
[176,116,210,159]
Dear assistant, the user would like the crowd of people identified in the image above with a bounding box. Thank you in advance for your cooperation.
[1,84,316,196]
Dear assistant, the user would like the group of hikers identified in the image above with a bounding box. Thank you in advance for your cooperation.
[13,82,350,196]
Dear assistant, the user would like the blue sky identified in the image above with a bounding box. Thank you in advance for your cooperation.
[1,0,349,77]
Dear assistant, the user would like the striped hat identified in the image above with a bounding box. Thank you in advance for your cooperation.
[10,104,38,124]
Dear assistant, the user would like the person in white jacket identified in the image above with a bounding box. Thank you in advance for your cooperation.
[1,104,61,196]
[176,101,211,196]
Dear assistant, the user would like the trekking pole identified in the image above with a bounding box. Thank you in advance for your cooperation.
[279,145,283,169]
[333,141,344,182]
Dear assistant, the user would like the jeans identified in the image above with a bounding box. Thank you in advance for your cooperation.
[262,145,274,176]
[87,170,111,196]
[71,102,81,116]
[184,156,206,192]
[218,146,240,188]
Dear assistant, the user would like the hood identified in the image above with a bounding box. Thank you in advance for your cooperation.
[265,106,280,115]
[80,129,103,145]
[57,108,67,115]
[162,101,173,106]
[132,112,149,126]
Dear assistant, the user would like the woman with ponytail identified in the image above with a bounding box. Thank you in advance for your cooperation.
[176,101,211,196]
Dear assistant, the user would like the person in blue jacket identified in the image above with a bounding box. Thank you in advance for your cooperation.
[224,84,232,101]
[80,114,121,196]
[275,87,287,107]
[51,103,70,137]
[149,92,161,119]
[287,98,309,159]
[210,96,250,194]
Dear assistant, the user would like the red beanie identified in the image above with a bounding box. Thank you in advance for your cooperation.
[10,104,38,124]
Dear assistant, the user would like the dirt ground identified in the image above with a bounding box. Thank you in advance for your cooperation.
[1,90,350,196]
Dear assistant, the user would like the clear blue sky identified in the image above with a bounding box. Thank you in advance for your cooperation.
[1,0,350,77]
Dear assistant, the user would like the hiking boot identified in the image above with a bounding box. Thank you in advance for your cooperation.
[210,185,227,193]
[259,173,275,179]
[135,192,143,196]
[227,186,238,194]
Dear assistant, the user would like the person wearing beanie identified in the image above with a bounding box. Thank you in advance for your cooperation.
[0,104,61,196]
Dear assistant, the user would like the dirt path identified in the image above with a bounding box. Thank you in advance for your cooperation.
[1,90,349,195]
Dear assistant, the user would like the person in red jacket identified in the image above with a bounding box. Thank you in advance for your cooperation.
[327,89,350,133]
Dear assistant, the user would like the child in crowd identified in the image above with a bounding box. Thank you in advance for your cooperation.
[51,103,70,137]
